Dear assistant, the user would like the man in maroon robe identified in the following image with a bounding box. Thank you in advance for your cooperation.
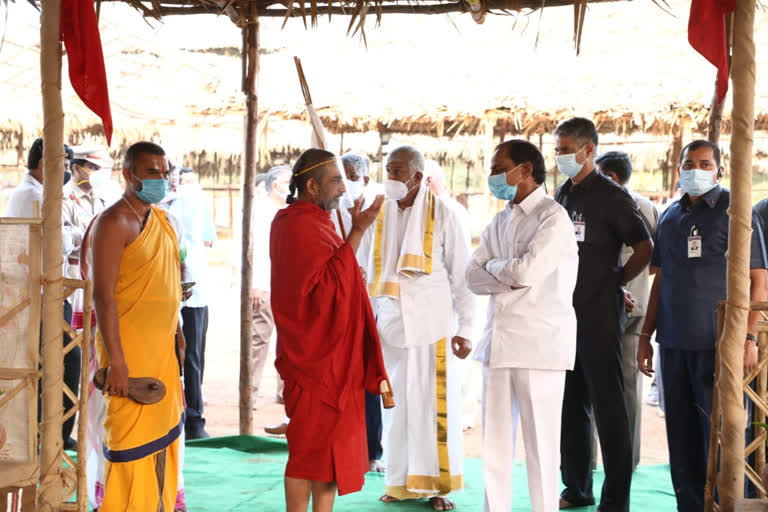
[270,148,390,511]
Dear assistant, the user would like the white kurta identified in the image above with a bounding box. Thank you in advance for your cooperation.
[373,195,474,499]
[466,186,578,512]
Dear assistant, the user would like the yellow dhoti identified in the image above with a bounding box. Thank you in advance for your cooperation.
[96,207,183,512]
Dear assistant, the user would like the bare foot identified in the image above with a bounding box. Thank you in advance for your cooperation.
[559,497,576,509]
[369,460,386,473]
[429,497,455,510]
[380,495,399,503]
[264,421,289,435]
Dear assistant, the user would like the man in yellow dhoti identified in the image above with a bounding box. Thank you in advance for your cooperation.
[91,141,184,512]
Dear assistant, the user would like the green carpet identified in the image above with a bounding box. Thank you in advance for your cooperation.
[183,436,676,511]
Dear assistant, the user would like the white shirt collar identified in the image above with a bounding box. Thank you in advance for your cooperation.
[513,185,545,216]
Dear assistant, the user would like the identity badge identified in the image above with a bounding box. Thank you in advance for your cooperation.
[572,212,585,242]
[688,226,702,258]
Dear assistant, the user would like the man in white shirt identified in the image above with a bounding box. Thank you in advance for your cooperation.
[248,165,291,407]
[4,137,80,450]
[595,151,659,471]
[466,140,578,512]
[371,146,474,511]
[163,166,217,439]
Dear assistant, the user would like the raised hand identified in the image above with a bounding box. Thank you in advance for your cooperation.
[351,195,385,233]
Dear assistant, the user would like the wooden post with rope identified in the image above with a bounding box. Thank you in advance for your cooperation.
[39,0,66,507]
[718,0,756,508]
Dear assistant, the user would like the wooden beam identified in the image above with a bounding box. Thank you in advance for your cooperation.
[148,0,619,17]
[39,0,65,507]
[239,2,259,436]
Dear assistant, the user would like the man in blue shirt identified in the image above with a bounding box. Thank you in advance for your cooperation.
[638,139,767,512]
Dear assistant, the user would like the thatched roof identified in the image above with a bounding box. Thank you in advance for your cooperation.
[2,0,768,166]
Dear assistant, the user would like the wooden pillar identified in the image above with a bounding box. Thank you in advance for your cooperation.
[39,0,65,507]
[708,13,733,146]
[718,0,755,508]
[239,3,259,436]
[669,124,684,198]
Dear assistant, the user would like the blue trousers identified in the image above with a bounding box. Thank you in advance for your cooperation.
[182,306,209,436]
[365,390,383,461]
[660,348,714,512]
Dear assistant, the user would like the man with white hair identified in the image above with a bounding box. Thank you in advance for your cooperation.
[332,152,383,472]
[371,145,474,511]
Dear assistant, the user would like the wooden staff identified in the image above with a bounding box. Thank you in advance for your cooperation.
[294,57,348,240]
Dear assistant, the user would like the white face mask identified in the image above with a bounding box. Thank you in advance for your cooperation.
[385,177,413,201]
[345,180,365,200]
[555,145,587,178]
[89,169,112,191]
[679,168,717,197]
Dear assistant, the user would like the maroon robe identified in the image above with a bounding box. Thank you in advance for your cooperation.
[270,200,389,495]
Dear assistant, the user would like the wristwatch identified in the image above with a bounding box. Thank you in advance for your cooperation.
[746,333,757,345]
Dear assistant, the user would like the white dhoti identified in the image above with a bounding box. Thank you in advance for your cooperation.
[381,316,464,499]
[481,365,565,512]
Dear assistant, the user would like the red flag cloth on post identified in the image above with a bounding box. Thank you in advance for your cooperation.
[688,0,736,104]
[60,0,113,145]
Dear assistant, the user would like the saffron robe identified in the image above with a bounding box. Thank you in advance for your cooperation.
[270,200,390,496]
[96,207,184,512]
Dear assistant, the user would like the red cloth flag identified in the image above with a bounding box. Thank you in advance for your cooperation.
[60,0,113,145]
[688,0,736,104]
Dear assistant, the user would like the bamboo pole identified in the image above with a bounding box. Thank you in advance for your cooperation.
[757,329,767,498]
[239,3,259,435]
[718,0,756,508]
[38,0,65,507]
[708,14,733,145]
[705,302,725,512]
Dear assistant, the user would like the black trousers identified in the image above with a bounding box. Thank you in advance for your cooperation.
[561,328,633,512]
[660,348,715,512]
[182,306,208,435]
[365,390,383,461]
[38,301,81,443]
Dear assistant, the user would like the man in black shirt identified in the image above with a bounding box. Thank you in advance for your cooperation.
[554,118,653,512]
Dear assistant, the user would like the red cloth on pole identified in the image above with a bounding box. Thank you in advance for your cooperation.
[61,0,113,145]
[270,200,389,494]
[688,0,735,104]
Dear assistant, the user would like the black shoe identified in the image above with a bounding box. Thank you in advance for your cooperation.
[63,437,77,451]
[186,429,210,440]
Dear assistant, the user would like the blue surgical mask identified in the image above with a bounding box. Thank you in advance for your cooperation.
[487,164,523,201]
[679,168,717,197]
[555,146,587,178]
[134,174,169,204]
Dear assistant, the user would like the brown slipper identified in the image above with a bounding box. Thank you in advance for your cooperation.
[93,368,166,405]
[380,495,399,503]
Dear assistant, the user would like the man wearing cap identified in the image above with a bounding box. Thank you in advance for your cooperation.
[63,146,113,280]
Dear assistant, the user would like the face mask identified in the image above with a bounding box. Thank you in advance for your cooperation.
[487,164,523,201]
[679,168,717,197]
[556,146,587,178]
[134,174,169,204]
[345,180,365,200]
[89,169,112,190]
[385,176,414,201]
